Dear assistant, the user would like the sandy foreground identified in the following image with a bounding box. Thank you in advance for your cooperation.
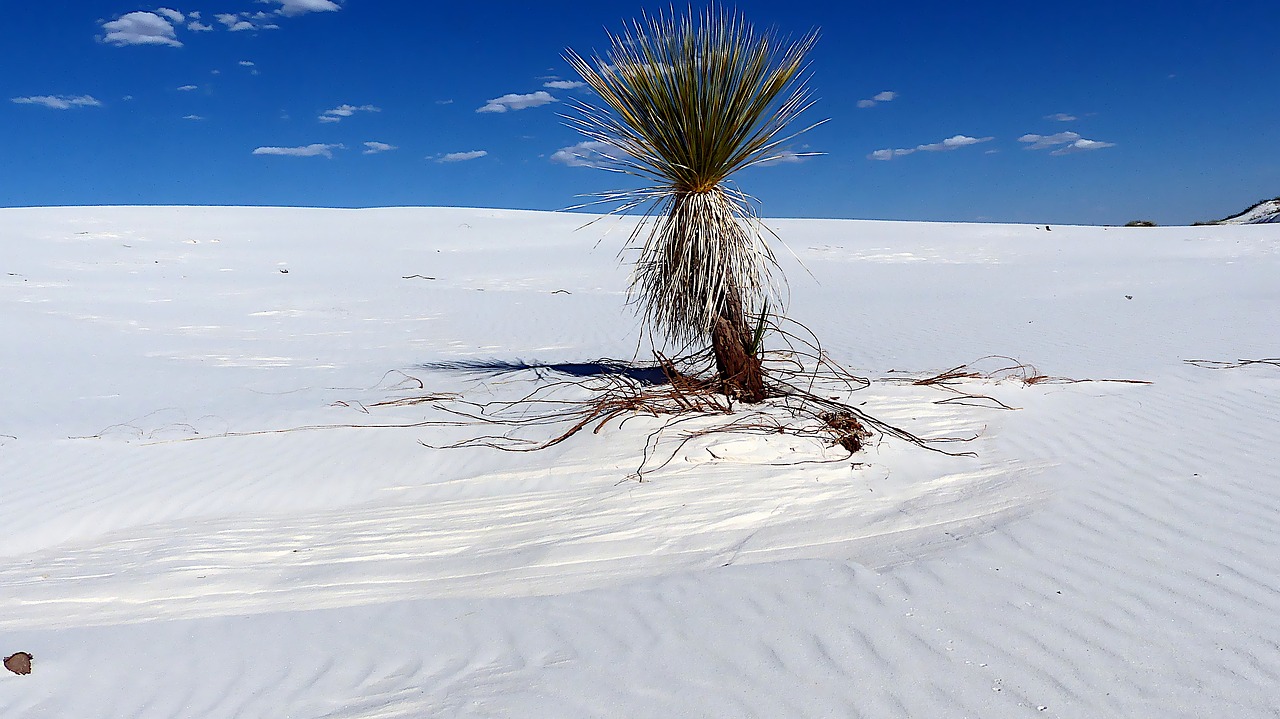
[1,206,1277,717]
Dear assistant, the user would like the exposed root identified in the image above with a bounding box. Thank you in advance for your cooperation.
[884,355,1150,409]
[109,324,1149,482]
[407,317,980,480]
[1185,357,1280,370]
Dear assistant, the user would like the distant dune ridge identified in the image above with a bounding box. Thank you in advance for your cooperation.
[1203,196,1280,224]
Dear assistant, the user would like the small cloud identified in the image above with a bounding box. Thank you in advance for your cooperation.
[434,150,488,163]
[543,80,586,90]
[259,0,342,16]
[868,134,991,160]
[318,104,379,122]
[917,134,993,152]
[11,94,103,110]
[1045,112,1077,122]
[476,91,557,113]
[101,11,183,47]
[362,141,396,154]
[756,148,817,167]
[1051,138,1116,155]
[435,99,454,105]
[188,20,213,31]
[1019,131,1080,150]
[1019,131,1115,155]
[868,148,916,161]
[216,13,256,31]
[858,90,897,108]
[214,11,281,31]
[252,143,344,158]
[156,8,184,23]
[239,60,256,67]
[550,140,612,168]
[177,84,198,91]
[183,114,205,120]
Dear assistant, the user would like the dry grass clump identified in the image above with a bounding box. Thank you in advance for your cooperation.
[819,411,871,454]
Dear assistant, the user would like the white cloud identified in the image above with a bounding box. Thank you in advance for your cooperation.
[183,114,205,120]
[216,13,255,31]
[176,84,198,91]
[435,150,488,163]
[550,140,612,168]
[917,134,994,152]
[1019,131,1115,155]
[11,94,103,110]
[543,80,586,90]
[868,134,992,160]
[1018,131,1080,150]
[188,20,213,31]
[260,0,342,16]
[362,141,396,155]
[213,12,281,31]
[319,103,380,122]
[252,143,344,158]
[156,8,184,23]
[435,99,454,105]
[868,148,916,161]
[858,90,897,108]
[1045,112,1077,122]
[477,91,557,113]
[757,148,817,167]
[101,11,183,47]
[239,60,256,66]
[1051,138,1116,155]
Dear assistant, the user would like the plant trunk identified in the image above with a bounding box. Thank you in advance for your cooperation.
[710,289,765,403]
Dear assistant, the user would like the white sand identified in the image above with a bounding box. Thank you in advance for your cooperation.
[2,206,1278,717]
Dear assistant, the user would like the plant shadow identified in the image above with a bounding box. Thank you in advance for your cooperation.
[418,359,671,386]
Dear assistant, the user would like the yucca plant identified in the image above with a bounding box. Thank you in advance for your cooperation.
[564,7,821,402]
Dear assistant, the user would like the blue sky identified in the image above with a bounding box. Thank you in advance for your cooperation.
[3,1,1277,225]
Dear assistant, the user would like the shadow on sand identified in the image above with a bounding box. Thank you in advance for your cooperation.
[418,359,671,386]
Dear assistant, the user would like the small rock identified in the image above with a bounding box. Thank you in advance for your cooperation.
[4,652,33,675]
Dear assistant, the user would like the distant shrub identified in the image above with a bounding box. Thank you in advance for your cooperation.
[1124,220,1157,227]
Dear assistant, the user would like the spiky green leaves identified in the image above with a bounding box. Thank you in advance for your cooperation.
[565,9,819,191]
[565,8,820,345]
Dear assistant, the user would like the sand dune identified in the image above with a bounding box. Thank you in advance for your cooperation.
[2,207,1277,717]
